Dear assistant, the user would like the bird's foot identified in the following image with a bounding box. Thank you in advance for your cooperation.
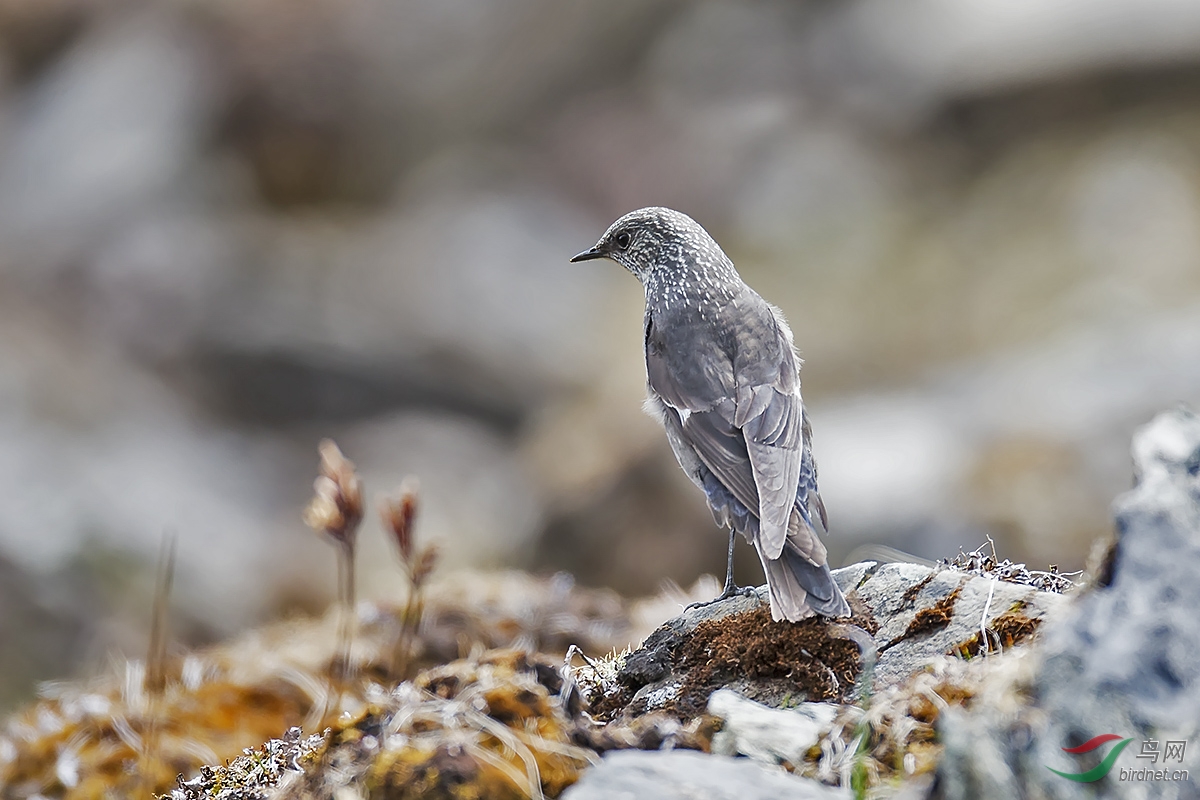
[684,583,759,612]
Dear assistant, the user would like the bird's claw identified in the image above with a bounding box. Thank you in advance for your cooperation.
[684,584,760,612]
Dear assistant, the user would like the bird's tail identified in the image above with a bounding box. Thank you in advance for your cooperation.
[755,533,851,622]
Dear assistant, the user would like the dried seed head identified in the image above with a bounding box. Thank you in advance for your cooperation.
[303,439,363,548]
[303,491,341,534]
[380,478,420,564]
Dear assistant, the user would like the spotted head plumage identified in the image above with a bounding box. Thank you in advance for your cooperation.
[570,207,738,290]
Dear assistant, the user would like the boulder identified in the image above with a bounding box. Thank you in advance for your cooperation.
[935,407,1200,800]
[594,555,1069,721]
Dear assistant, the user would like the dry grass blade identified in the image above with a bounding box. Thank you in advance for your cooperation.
[139,531,177,799]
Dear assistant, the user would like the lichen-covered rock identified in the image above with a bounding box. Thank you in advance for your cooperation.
[935,407,1200,800]
[859,561,1068,688]
[592,555,1069,721]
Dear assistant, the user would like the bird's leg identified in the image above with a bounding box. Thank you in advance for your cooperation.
[685,529,759,612]
[718,527,739,594]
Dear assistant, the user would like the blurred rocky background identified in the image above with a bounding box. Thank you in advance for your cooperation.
[2,0,1200,711]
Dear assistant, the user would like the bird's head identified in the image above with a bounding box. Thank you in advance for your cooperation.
[570,206,724,283]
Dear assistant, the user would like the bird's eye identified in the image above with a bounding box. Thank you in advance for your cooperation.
[615,231,632,250]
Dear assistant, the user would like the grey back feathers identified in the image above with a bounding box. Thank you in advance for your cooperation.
[576,206,850,622]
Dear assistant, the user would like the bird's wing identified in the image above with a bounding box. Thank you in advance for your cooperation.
[734,383,801,561]
[645,306,812,561]
[783,409,829,567]
[646,315,760,518]
[675,410,760,518]
[799,410,828,532]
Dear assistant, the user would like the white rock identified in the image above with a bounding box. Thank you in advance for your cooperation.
[708,689,839,766]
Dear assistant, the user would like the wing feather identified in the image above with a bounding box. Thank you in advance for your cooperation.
[645,303,821,563]
[746,436,800,559]
[677,411,760,517]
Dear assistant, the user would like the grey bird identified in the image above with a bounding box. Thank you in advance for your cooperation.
[571,207,850,622]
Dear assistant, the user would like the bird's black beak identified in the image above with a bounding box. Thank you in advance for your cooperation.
[569,247,605,263]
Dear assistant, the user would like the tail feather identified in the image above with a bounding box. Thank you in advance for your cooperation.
[781,544,850,617]
[758,545,813,622]
[755,536,850,622]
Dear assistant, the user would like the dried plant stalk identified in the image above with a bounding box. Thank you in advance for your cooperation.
[304,439,364,720]
[380,479,439,679]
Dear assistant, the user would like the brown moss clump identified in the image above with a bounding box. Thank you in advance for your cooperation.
[949,605,1042,659]
[900,572,936,606]
[672,607,862,717]
[882,583,964,652]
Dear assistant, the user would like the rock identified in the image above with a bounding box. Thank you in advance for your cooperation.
[618,587,764,690]
[559,750,848,800]
[861,561,1068,689]
[597,557,1069,720]
[708,689,838,767]
[935,407,1200,800]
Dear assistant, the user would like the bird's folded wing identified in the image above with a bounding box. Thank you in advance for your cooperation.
[676,410,760,517]
[740,385,804,560]
[674,388,807,561]
[746,439,801,559]
[646,317,812,561]
[798,412,828,532]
